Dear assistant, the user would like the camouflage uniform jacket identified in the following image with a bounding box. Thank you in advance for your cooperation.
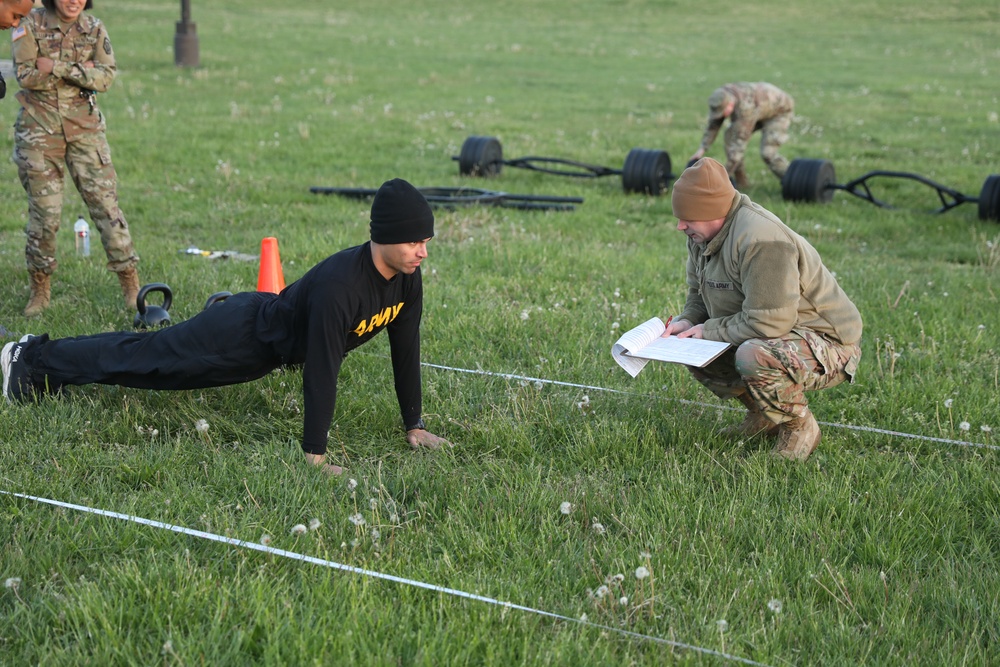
[11,7,116,141]
[678,193,863,347]
[698,82,794,154]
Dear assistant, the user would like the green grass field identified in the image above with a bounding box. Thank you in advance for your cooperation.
[2,1,999,664]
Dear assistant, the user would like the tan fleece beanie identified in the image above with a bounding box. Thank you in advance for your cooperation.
[671,158,736,221]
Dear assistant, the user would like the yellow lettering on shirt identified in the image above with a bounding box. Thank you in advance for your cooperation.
[352,301,405,337]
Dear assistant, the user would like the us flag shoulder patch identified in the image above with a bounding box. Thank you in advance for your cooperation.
[12,25,26,41]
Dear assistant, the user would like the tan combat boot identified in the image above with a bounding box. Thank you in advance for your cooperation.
[23,271,51,318]
[117,266,140,310]
[722,390,779,439]
[772,409,821,461]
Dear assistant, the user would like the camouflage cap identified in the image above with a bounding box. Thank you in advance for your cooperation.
[708,87,734,120]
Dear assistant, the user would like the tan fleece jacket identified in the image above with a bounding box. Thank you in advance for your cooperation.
[678,193,863,346]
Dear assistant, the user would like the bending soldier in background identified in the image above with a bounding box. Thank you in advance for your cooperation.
[689,82,794,189]
[11,0,141,317]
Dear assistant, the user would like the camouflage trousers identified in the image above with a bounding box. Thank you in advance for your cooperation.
[688,329,861,425]
[13,114,138,274]
[725,111,792,180]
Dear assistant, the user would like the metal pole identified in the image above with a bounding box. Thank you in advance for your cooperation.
[174,0,199,67]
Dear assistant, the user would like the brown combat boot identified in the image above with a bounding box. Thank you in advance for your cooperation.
[732,165,749,190]
[23,271,51,318]
[117,266,140,310]
[721,391,779,439]
[772,409,821,461]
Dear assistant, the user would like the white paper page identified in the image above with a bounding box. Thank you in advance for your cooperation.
[625,335,731,368]
[611,317,665,378]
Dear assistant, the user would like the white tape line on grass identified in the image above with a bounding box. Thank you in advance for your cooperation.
[2,490,771,666]
[421,362,999,451]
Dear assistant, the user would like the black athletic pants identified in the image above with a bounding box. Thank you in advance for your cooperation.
[28,292,282,391]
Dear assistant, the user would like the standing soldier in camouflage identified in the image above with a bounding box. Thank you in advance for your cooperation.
[665,158,862,461]
[11,0,140,317]
[689,82,794,189]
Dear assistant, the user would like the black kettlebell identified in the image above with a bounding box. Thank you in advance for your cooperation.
[203,291,232,310]
[134,283,173,329]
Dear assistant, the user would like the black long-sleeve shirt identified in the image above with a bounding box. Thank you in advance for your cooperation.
[256,242,423,455]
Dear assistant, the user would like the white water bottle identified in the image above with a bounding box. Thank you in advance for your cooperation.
[74,216,90,257]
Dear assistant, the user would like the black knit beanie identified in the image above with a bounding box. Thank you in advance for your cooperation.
[369,178,435,244]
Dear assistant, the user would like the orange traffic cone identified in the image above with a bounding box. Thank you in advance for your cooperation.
[257,237,286,293]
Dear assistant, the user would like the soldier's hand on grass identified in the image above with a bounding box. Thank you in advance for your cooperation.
[304,452,344,476]
[406,428,452,451]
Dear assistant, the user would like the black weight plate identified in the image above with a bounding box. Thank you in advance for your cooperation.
[458,136,483,176]
[622,148,671,195]
[621,148,644,193]
[458,136,503,177]
[979,174,1000,222]
[782,158,835,203]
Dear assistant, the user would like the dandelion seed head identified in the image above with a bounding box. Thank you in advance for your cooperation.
[4,577,21,589]
[371,528,381,541]
[290,524,307,536]
[944,398,953,408]
[347,478,358,490]
[591,519,606,535]
[349,513,366,526]
[717,619,729,632]
[619,596,629,606]
[559,501,573,515]
[195,419,209,433]
[635,566,650,580]
[260,534,272,546]
[308,518,322,531]
[981,425,992,433]
[369,497,378,510]
[768,598,783,613]
[595,585,609,598]
[959,421,971,431]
